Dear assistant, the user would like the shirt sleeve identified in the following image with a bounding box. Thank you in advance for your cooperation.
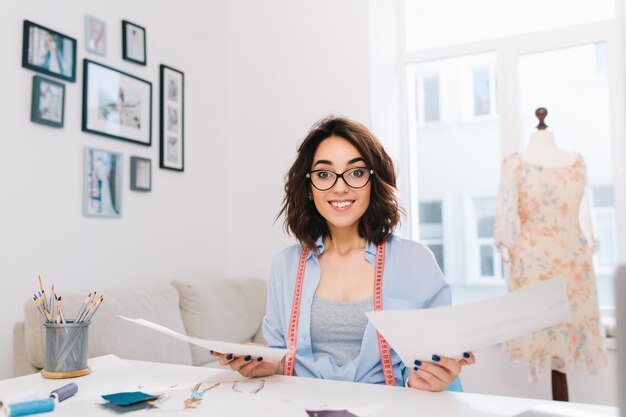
[262,256,287,349]
[493,155,520,263]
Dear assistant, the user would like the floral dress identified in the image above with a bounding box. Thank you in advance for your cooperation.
[494,152,607,382]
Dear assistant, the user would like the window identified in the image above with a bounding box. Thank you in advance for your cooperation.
[473,197,504,282]
[414,74,440,124]
[419,201,444,273]
[402,12,624,307]
[472,67,496,117]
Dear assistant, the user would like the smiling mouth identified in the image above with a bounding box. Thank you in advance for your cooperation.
[329,200,355,209]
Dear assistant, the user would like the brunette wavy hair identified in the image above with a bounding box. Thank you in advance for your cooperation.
[277,115,403,250]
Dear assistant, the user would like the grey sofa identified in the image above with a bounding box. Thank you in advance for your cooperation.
[13,278,267,377]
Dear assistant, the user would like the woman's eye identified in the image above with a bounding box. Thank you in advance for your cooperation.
[351,169,364,177]
[317,171,331,179]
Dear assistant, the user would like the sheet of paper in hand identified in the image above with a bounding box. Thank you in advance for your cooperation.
[366,276,569,365]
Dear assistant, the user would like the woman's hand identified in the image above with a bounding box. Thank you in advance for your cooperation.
[211,347,282,378]
[407,352,475,392]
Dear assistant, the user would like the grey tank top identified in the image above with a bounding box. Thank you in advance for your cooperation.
[310,296,373,367]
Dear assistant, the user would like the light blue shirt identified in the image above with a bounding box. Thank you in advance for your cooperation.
[262,235,463,390]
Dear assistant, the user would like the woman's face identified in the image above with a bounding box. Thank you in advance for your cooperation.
[310,136,371,232]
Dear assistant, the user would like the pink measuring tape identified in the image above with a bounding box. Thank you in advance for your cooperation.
[283,242,396,386]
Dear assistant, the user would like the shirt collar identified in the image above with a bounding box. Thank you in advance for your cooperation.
[308,236,377,264]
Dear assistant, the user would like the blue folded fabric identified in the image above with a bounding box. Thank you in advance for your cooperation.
[101,391,158,406]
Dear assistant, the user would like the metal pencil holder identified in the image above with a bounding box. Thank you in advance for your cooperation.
[42,321,91,379]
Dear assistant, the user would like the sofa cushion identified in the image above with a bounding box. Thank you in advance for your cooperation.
[171,278,266,366]
[24,284,193,369]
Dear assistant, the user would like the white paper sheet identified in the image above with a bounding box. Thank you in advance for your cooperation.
[117,316,287,362]
[365,277,569,365]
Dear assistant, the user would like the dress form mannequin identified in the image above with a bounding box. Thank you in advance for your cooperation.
[519,108,577,168]
[495,107,607,403]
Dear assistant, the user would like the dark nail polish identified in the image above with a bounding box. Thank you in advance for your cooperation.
[413,366,418,371]
[432,355,441,362]
[257,357,264,362]
[414,360,422,366]
[210,350,214,354]
[244,355,252,361]
[463,352,470,359]
[226,354,233,360]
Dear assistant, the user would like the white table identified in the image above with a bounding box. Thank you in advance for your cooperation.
[0,355,619,417]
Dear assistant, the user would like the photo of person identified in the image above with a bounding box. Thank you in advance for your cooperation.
[123,21,146,64]
[24,22,75,80]
[130,157,151,191]
[167,136,179,163]
[167,105,178,133]
[31,76,65,127]
[97,86,142,129]
[84,148,122,218]
[85,15,106,56]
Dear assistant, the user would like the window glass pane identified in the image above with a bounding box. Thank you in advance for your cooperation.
[518,42,615,306]
[419,201,442,224]
[593,185,614,208]
[475,198,496,238]
[404,0,615,51]
[423,76,440,122]
[473,68,491,116]
[480,245,494,276]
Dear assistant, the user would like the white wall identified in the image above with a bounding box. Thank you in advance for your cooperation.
[0,0,230,379]
[224,0,372,278]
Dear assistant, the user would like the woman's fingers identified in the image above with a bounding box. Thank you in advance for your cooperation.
[458,352,476,366]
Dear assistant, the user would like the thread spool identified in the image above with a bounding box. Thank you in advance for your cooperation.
[4,398,54,417]
[50,383,78,402]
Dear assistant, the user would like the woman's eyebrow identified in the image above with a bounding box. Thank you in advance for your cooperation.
[313,157,365,168]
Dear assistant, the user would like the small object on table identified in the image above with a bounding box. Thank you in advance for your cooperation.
[306,411,359,417]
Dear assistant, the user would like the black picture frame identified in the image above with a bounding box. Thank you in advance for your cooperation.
[82,59,152,146]
[31,76,65,128]
[159,65,185,171]
[22,20,77,82]
[122,20,146,65]
[130,156,152,191]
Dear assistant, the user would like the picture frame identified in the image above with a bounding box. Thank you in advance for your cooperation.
[84,147,123,218]
[22,20,77,82]
[130,156,151,191]
[85,15,106,56]
[159,65,185,171]
[31,75,65,128]
[82,59,152,146]
[122,20,146,65]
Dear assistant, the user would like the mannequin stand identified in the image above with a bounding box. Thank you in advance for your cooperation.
[551,370,569,401]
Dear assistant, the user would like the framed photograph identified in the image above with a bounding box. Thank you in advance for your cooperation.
[122,20,146,65]
[22,20,77,82]
[31,76,65,128]
[82,59,152,146]
[130,156,151,191]
[160,65,184,171]
[85,15,106,56]
[84,147,123,218]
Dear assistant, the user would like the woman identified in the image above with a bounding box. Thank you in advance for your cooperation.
[215,116,475,391]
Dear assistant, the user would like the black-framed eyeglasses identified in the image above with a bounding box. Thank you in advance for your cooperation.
[306,167,374,191]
